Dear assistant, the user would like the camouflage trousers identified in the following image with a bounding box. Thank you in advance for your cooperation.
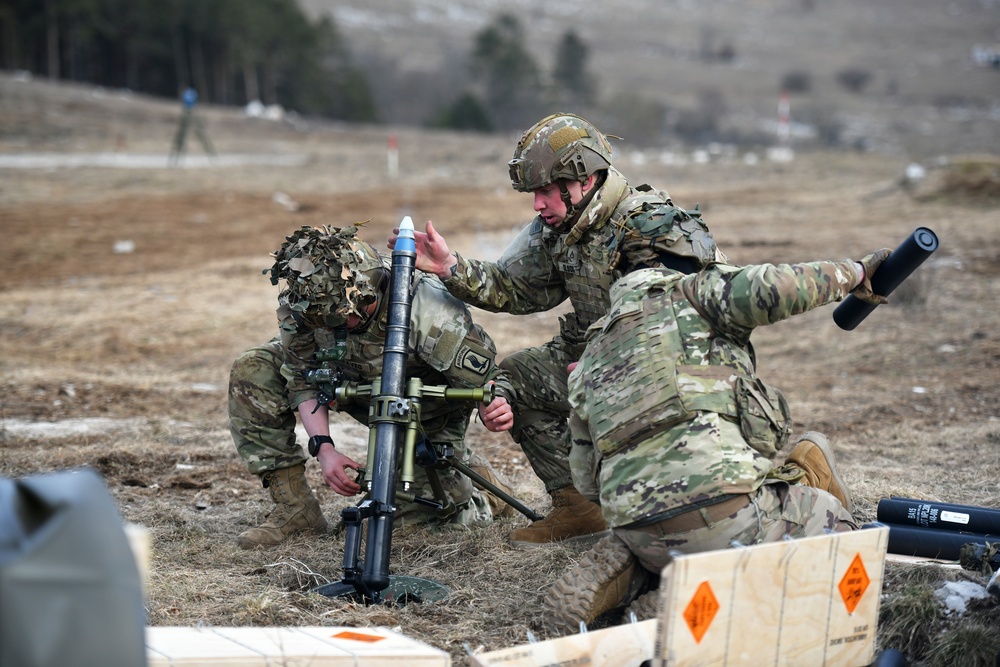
[499,339,578,492]
[615,480,858,573]
[228,339,494,527]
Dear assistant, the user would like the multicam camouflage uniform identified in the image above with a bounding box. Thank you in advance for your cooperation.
[230,226,514,527]
[444,169,720,491]
[568,263,862,571]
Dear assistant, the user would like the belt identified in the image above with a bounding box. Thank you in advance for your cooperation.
[650,493,753,533]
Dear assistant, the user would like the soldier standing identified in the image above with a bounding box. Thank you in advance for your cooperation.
[229,224,515,549]
[169,87,215,165]
[540,247,892,634]
[389,113,724,548]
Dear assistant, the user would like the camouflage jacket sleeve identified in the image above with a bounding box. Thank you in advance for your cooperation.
[276,302,324,409]
[441,221,568,314]
[689,259,862,339]
[410,276,515,401]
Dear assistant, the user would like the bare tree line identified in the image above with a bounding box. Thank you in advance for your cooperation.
[1,0,376,121]
[0,3,598,132]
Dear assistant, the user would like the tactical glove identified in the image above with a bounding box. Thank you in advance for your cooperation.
[851,248,892,305]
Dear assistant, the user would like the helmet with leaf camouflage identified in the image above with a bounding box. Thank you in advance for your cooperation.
[508,113,613,192]
[264,224,387,324]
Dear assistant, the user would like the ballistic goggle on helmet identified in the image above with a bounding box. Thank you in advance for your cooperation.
[264,224,387,324]
[508,113,613,192]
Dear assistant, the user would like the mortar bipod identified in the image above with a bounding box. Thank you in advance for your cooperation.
[313,376,541,604]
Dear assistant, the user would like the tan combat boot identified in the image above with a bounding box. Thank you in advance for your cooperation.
[540,534,647,636]
[237,464,328,549]
[469,459,516,519]
[785,431,855,514]
[623,588,661,623]
[509,486,609,548]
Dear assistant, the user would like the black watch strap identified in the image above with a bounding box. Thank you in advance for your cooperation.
[308,435,334,457]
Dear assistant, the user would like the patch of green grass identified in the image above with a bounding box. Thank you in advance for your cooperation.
[927,621,1000,667]
[877,566,943,657]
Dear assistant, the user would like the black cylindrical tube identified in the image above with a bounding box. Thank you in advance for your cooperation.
[833,227,939,331]
[362,218,417,596]
[876,497,1000,535]
[865,522,1000,561]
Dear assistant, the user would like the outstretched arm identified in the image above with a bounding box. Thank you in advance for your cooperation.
[388,220,457,279]
[691,252,888,335]
[397,219,567,315]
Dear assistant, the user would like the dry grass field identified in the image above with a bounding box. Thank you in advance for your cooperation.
[1,72,999,665]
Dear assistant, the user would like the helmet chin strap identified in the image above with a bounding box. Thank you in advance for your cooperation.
[557,181,576,223]
[555,173,603,229]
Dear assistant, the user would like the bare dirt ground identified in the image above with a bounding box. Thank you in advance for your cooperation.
[2,74,999,665]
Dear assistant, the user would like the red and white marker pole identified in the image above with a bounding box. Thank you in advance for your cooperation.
[777,91,790,145]
[387,133,399,180]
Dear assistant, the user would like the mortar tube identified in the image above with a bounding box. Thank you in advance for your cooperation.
[833,227,938,331]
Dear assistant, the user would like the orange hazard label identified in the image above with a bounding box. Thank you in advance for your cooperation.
[837,553,870,614]
[331,630,386,643]
[683,580,720,643]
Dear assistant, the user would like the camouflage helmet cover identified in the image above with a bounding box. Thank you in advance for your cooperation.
[264,224,386,321]
[508,113,613,192]
[607,267,678,313]
[621,204,722,272]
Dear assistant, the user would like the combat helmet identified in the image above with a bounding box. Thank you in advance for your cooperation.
[264,224,387,325]
[508,113,613,193]
[616,204,725,275]
[607,267,677,312]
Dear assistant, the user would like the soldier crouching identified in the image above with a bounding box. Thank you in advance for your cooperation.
[228,224,516,548]
[540,244,892,634]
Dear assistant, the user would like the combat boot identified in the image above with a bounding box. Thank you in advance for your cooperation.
[785,431,855,515]
[623,588,661,623]
[469,458,516,519]
[237,464,327,549]
[540,534,647,636]
[509,486,609,548]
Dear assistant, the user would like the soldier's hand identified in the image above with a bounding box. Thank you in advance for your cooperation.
[852,248,892,305]
[478,396,514,432]
[317,448,362,496]
[388,220,456,279]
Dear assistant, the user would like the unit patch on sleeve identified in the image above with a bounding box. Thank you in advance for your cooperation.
[457,347,491,375]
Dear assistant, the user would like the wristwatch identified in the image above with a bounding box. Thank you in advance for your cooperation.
[307,435,334,457]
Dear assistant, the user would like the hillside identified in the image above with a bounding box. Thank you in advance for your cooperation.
[302,0,1000,158]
